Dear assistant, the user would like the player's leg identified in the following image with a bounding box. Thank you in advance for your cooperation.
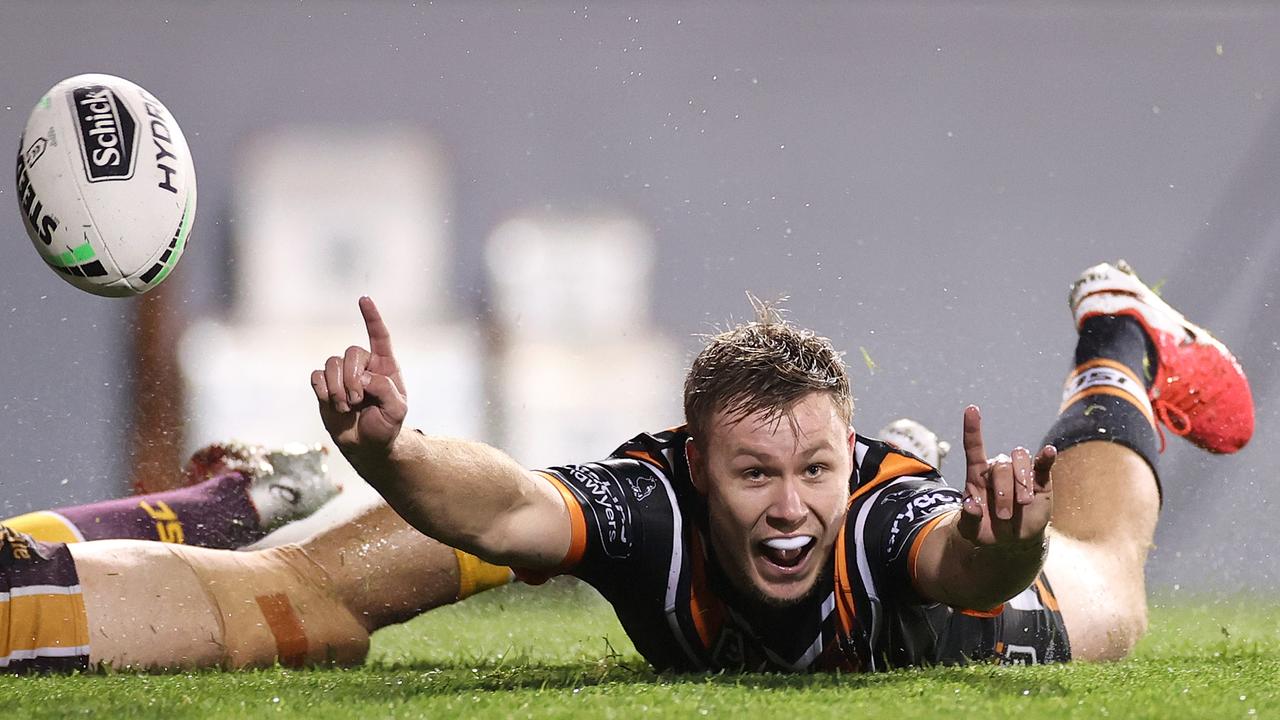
[69,500,511,670]
[71,539,368,669]
[283,497,512,630]
[3,443,339,549]
[1042,444,1157,660]
[1039,261,1253,661]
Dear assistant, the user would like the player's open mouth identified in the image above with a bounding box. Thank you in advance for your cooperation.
[757,535,816,572]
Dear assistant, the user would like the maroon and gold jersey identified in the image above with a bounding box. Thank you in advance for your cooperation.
[527,427,1070,672]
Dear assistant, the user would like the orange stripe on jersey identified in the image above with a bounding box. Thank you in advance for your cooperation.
[829,449,936,664]
[1033,576,1061,613]
[846,452,935,510]
[535,471,588,571]
[959,605,1005,618]
[833,524,857,636]
[872,452,935,483]
[907,510,958,590]
[686,531,724,649]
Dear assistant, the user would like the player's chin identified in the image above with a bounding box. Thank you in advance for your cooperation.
[749,542,823,607]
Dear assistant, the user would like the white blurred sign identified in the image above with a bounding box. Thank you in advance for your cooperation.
[234,126,453,324]
[486,214,654,342]
[178,321,486,454]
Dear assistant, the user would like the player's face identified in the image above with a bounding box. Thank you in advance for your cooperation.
[689,392,854,607]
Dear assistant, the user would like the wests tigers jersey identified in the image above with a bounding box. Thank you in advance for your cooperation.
[526,427,1070,672]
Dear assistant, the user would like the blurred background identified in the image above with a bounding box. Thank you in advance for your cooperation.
[0,1,1276,593]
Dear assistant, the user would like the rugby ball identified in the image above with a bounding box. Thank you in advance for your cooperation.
[15,73,196,297]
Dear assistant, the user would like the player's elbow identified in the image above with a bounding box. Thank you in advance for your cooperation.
[470,476,573,570]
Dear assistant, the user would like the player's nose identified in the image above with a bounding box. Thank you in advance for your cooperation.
[767,477,808,527]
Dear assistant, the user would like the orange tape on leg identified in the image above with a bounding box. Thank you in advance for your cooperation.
[255,593,309,668]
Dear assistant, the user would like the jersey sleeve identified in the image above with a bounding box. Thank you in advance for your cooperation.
[516,454,678,589]
[853,473,963,602]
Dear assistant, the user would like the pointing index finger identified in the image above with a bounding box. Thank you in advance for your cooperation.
[359,296,395,358]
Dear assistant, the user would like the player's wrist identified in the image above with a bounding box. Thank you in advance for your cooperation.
[337,427,407,481]
[974,533,1049,561]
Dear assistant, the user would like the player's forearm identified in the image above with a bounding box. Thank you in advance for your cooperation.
[345,430,563,566]
[921,516,1048,611]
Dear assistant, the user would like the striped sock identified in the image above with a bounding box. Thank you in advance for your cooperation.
[1042,315,1161,480]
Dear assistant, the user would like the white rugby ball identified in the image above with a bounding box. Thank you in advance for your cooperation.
[15,73,196,297]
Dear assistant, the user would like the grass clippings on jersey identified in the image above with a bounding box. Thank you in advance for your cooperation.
[0,580,1276,719]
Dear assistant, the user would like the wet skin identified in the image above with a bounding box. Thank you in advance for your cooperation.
[686,392,854,607]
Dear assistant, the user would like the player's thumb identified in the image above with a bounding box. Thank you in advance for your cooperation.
[1033,445,1056,491]
[957,497,983,541]
[360,372,408,424]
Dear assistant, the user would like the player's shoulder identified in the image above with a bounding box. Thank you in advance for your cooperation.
[853,433,942,490]
[607,425,691,476]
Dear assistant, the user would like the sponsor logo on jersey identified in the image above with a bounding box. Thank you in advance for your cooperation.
[884,488,961,559]
[622,462,657,502]
[14,142,59,244]
[71,84,138,182]
[565,464,633,558]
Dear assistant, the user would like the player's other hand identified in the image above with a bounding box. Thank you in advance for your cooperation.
[311,296,408,457]
[957,405,1054,549]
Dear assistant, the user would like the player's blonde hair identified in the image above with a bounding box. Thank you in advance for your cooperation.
[683,295,852,447]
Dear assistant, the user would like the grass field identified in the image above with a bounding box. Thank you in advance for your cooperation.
[2,579,1277,719]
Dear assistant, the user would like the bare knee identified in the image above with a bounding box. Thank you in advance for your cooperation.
[1044,537,1149,662]
[1073,604,1147,661]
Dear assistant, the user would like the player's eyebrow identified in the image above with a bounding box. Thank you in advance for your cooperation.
[727,447,780,463]
[728,437,839,464]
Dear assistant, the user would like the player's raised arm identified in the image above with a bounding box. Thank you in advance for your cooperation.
[311,297,572,569]
[910,405,1055,611]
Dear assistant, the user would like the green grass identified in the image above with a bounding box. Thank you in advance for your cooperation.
[1,581,1277,718]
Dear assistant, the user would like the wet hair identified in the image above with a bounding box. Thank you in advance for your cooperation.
[683,295,853,447]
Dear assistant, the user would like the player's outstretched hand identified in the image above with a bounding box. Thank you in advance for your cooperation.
[957,405,1054,549]
[311,296,408,456]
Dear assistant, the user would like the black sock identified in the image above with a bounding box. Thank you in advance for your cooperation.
[1043,314,1161,486]
[1072,315,1156,389]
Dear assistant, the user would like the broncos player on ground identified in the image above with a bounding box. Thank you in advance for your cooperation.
[314,260,1252,671]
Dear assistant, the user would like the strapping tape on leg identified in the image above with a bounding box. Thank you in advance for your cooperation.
[168,544,369,669]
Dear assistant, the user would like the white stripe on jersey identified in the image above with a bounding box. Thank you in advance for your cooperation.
[650,457,705,670]
[854,475,923,671]
[854,440,870,468]
[792,592,837,670]
[749,590,837,672]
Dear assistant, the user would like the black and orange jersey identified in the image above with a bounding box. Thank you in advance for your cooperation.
[527,427,1070,672]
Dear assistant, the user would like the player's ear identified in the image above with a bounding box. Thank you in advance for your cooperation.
[684,438,707,495]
